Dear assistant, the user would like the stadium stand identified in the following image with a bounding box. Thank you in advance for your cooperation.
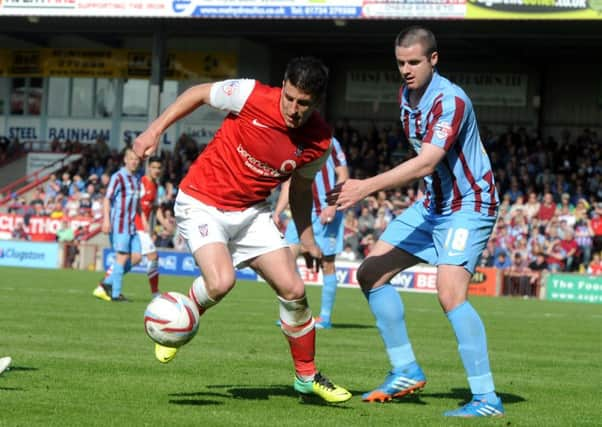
[1,122,600,291]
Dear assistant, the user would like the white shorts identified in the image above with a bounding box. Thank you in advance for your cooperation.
[137,230,157,256]
[174,190,287,268]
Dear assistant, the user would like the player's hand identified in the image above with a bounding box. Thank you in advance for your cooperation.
[300,242,322,273]
[133,128,161,159]
[271,212,282,229]
[326,179,368,210]
[319,205,337,225]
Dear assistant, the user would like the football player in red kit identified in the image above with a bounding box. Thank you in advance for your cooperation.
[135,156,173,298]
[133,57,351,403]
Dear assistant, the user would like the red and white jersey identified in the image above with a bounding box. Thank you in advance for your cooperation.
[135,175,158,231]
[179,79,332,211]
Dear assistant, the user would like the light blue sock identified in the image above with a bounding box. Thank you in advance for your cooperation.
[319,274,337,323]
[110,263,125,299]
[364,284,419,374]
[104,260,130,286]
[447,301,497,402]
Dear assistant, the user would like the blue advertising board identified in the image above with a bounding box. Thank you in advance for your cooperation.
[102,249,258,280]
[0,240,59,269]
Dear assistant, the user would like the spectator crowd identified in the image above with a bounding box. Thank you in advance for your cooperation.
[1,124,602,278]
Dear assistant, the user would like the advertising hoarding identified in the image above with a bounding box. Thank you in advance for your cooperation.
[1,0,598,18]
[0,240,59,269]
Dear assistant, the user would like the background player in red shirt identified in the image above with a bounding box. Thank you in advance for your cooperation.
[135,156,174,297]
[133,57,351,403]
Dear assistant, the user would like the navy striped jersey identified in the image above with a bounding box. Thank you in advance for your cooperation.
[400,71,499,215]
[312,137,347,215]
[105,166,140,235]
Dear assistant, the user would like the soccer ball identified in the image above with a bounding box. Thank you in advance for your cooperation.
[144,292,200,348]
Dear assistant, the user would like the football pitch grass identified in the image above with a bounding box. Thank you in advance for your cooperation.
[0,267,599,426]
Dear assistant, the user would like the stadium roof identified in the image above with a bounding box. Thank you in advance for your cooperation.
[1,17,601,64]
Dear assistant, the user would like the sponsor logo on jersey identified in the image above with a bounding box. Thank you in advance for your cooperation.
[252,118,269,129]
[236,144,295,177]
[434,121,452,140]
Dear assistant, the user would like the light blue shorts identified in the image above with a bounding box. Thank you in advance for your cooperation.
[110,232,141,255]
[284,211,344,257]
[380,201,496,274]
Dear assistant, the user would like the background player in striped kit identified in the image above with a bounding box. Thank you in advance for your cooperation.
[93,148,141,302]
[273,137,349,329]
[327,26,504,417]
[96,156,174,299]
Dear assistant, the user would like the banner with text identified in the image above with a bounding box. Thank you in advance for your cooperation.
[0,214,98,241]
[102,249,498,297]
[447,72,528,107]
[0,0,363,17]
[545,273,602,304]
[0,49,237,79]
[362,0,467,18]
[345,70,401,103]
[466,0,602,19]
[1,0,601,18]
[0,240,59,269]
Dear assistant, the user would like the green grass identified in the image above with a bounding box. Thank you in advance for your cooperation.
[0,267,600,426]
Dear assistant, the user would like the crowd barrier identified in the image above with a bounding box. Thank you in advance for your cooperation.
[3,243,598,305]
[102,248,499,297]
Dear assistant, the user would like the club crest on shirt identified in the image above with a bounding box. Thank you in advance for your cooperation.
[295,145,303,157]
[198,224,208,237]
[222,80,240,96]
[280,160,297,174]
[434,121,452,140]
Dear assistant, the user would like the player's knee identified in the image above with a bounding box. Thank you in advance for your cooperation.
[438,290,465,313]
[130,253,142,265]
[203,274,236,301]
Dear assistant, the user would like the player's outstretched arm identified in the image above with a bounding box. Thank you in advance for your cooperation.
[327,143,445,210]
[134,83,214,158]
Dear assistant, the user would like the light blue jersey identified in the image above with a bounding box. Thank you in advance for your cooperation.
[400,72,499,216]
[384,72,500,273]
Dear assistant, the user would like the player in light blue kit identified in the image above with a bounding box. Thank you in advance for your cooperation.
[273,137,349,329]
[93,148,142,302]
[327,26,504,417]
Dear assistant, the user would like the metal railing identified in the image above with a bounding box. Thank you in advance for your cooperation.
[0,153,76,205]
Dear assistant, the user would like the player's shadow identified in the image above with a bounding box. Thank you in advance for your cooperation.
[325,323,374,330]
[423,388,525,406]
[206,384,355,408]
[4,366,38,372]
[168,391,228,406]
